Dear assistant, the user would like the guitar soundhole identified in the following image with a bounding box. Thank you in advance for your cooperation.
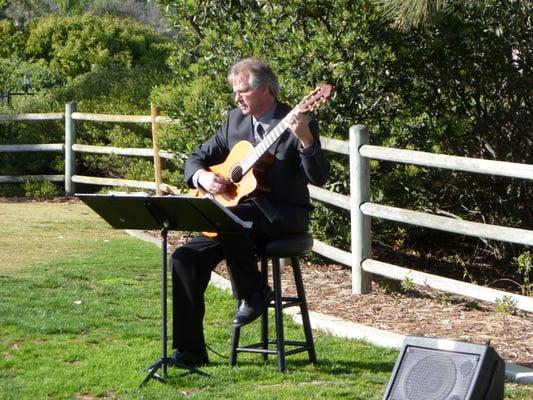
[230,166,243,183]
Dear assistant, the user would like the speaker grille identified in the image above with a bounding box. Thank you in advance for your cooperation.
[388,346,479,400]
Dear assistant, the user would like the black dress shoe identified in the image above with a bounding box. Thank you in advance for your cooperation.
[168,350,209,367]
[232,287,273,327]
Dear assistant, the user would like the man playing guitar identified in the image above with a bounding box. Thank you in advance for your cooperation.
[170,57,331,367]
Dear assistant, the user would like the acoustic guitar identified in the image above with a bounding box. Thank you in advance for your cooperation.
[194,83,334,207]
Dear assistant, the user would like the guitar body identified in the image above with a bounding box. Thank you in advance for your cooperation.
[196,140,274,207]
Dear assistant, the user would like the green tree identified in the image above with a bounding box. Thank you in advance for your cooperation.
[154,0,532,266]
[55,0,89,15]
[374,0,486,30]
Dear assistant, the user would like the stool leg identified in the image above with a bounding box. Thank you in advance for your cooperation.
[260,257,269,361]
[229,325,240,366]
[291,256,317,364]
[272,257,286,372]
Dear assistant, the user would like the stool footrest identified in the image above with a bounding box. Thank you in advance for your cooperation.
[235,340,312,356]
[268,297,302,309]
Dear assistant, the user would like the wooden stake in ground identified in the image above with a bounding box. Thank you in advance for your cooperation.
[151,104,162,195]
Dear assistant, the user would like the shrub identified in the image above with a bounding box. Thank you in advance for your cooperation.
[24,13,171,79]
[154,0,532,267]
[0,19,27,58]
[23,180,60,199]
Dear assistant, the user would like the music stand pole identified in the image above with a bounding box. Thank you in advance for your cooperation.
[140,222,170,384]
[141,221,208,386]
[161,224,168,379]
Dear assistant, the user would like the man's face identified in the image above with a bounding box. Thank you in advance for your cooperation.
[232,73,271,118]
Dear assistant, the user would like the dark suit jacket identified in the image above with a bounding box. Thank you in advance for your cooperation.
[184,102,330,235]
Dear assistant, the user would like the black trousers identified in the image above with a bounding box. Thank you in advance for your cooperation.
[171,201,274,352]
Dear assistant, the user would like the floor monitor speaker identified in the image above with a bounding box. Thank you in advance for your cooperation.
[383,336,504,400]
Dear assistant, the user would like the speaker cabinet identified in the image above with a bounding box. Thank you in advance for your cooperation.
[383,336,505,400]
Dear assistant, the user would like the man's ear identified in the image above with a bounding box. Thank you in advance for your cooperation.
[261,84,275,99]
[259,84,269,95]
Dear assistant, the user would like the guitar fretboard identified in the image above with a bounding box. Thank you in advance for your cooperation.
[239,107,299,174]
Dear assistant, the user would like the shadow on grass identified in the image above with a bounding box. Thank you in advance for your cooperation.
[154,354,395,380]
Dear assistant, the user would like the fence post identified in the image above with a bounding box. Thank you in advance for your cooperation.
[350,124,372,294]
[151,104,162,195]
[65,102,76,196]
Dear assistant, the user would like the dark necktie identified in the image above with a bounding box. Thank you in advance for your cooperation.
[255,123,265,144]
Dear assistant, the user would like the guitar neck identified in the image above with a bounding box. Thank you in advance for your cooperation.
[235,83,333,177]
[239,107,299,174]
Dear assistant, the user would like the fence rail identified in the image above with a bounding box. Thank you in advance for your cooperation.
[1,107,532,314]
[71,175,159,190]
[0,174,64,183]
[361,202,533,247]
[0,113,63,121]
[0,144,63,152]
[71,144,175,159]
[360,145,533,181]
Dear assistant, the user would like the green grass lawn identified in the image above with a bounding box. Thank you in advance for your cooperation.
[0,201,531,399]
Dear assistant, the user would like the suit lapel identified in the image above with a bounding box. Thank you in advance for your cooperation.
[245,115,255,143]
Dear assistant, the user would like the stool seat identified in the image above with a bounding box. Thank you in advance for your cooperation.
[230,232,317,372]
[257,233,313,258]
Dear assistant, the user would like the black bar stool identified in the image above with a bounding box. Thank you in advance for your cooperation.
[229,233,317,372]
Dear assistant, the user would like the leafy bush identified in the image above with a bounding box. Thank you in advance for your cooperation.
[0,57,64,95]
[0,19,26,58]
[154,0,531,267]
[24,13,170,79]
[23,179,60,199]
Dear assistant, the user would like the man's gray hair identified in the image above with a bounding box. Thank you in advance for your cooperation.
[228,58,280,98]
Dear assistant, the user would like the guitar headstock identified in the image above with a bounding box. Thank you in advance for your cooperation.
[297,83,334,113]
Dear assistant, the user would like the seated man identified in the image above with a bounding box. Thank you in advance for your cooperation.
[170,57,330,366]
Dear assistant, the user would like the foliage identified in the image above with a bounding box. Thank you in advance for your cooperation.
[55,0,90,15]
[515,251,532,297]
[23,179,60,198]
[24,13,170,79]
[376,0,532,260]
[374,0,485,31]
[1,0,166,29]
[495,294,518,316]
[89,0,170,33]
[154,0,532,267]
[2,0,55,24]
[0,57,64,93]
[0,13,174,187]
[0,19,27,58]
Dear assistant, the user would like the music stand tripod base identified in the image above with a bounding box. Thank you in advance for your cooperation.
[142,358,210,386]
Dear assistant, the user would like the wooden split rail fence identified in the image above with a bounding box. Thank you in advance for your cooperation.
[1,104,532,313]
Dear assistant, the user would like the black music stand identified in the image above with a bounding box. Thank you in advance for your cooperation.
[77,193,251,385]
